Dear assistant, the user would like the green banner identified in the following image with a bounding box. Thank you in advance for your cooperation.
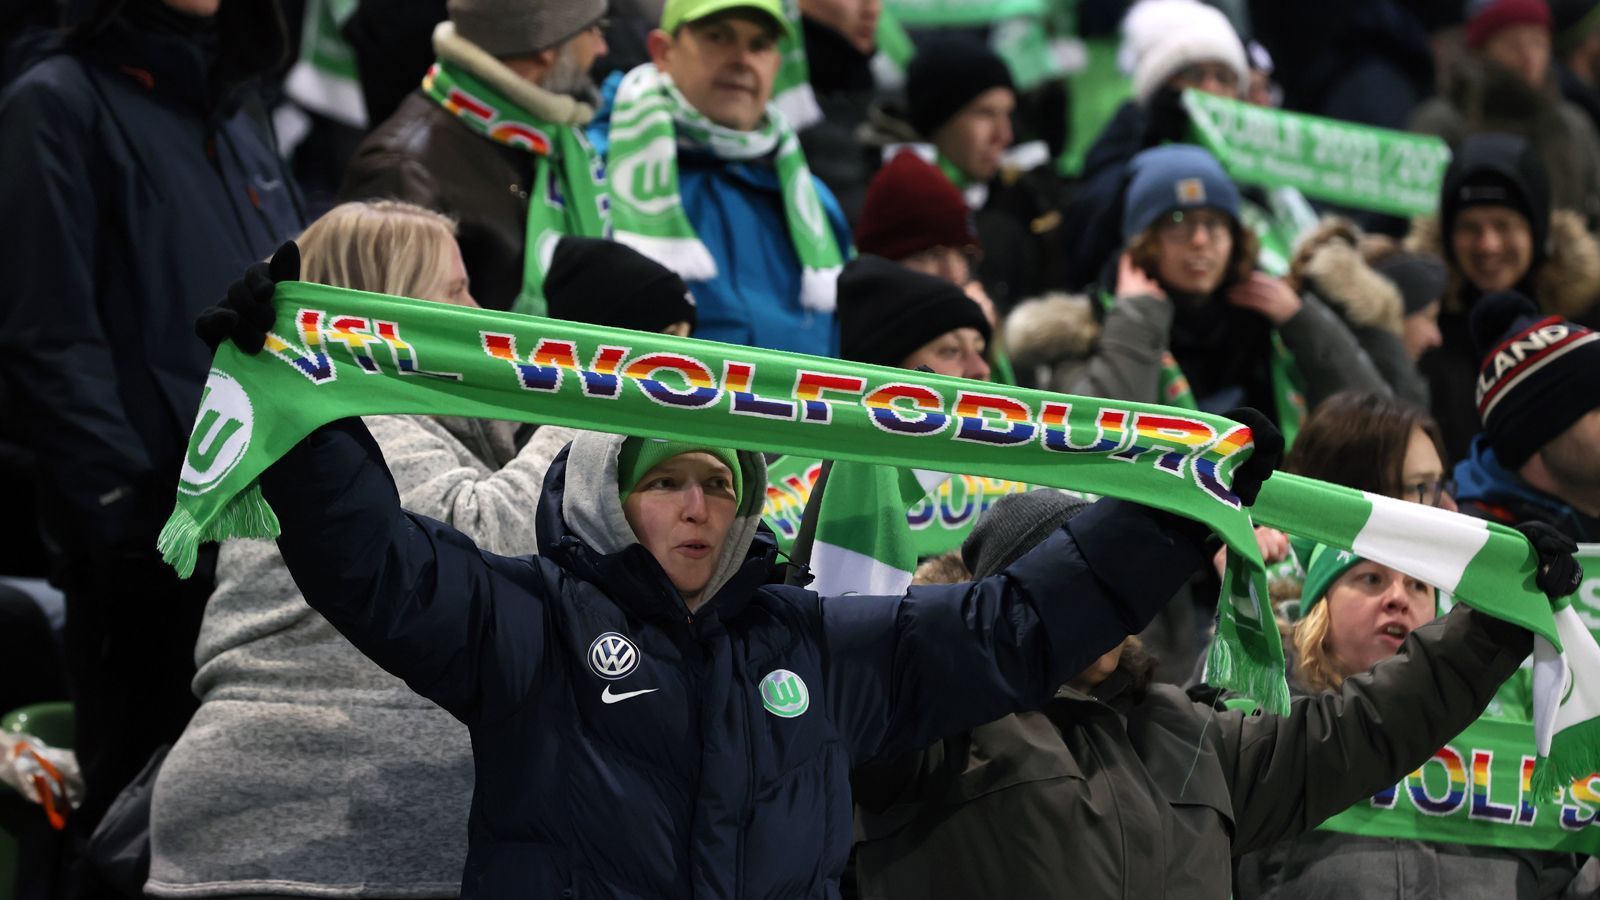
[1318,545,1600,852]
[1182,90,1451,218]
[761,456,1047,559]
[883,0,1044,27]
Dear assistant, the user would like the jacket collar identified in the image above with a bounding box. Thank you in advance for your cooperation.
[1454,435,1595,540]
[433,21,595,126]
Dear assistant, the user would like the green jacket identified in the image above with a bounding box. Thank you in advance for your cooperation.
[853,607,1530,900]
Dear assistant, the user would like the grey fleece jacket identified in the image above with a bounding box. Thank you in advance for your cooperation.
[146,416,574,899]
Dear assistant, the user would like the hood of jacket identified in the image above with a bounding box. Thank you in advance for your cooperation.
[1441,53,1568,130]
[1404,208,1600,319]
[1003,291,1102,370]
[536,430,775,625]
[1454,434,1588,529]
[1289,217,1405,334]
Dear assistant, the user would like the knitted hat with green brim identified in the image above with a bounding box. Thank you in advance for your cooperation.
[617,438,743,504]
[1297,543,1365,620]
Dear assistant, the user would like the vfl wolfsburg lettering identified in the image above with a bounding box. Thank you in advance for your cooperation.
[178,370,253,496]
[760,669,809,718]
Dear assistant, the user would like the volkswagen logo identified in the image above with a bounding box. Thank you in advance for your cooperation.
[588,632,639,680]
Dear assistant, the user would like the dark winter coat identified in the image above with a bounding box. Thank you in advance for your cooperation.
[854,606,1533,900]
[0,15,304,556]
[1410,56,1600,228]
[1455,435,1599,543]
[340,23,595,312]
[797,15,876,227]
[258,422,1212,899]
[1288,217,1430,407]
[1003,273,1393,428]
[1404,212,1600,461]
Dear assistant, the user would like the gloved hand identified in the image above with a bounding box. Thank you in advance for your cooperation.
[1141,85,1192,148]
[1222,407,1283,507]
[195,241,300,353]
[1513,521,1583,599]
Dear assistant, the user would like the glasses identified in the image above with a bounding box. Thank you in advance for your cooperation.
[1403,478,1456,508]
[1156,210,1232,241]
[1169,62,1240,92]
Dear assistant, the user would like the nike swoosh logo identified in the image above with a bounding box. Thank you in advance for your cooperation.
[601,686,659,704]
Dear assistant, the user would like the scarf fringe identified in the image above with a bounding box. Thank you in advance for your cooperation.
[1531,718,1600,801]
[1205,633,1292,717]
[800,265,841,313]
[158,481,281,578]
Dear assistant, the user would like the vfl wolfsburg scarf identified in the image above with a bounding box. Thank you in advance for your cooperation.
[423,60,608,316]
[159,282,1599,792]
[772,0,823,130]
[607,64,843,311]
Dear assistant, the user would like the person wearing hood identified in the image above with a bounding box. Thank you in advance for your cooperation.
[340,0,612,314]
[1410,0,1600,229]
[1006,145,1390,434]
[1286,219,1441,407]
[852,489,1570,900]
[148,209,699,899]
[1454,291,1600,543]
[191,241,1278,898]
[0,0,304,852]
[1403,132,1600,459]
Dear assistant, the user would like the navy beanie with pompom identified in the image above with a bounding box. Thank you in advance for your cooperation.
[1470,291,1600,468]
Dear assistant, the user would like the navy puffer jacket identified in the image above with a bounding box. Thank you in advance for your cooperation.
[261,424,1209,898]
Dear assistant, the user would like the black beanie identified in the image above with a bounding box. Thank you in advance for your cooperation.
[962,490,1093,580]
[1470,291,1600,469]
[544,237,696,333]
[836,255,992,368]
[906,35,1016,139]
[1371,252,1449,317]
[1439,134,1551,271]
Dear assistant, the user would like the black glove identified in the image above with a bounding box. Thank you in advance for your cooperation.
[196,241,300,353]
[1513,521,1583,599]
[1222,407,1283,507]
[1141,85,1192,148]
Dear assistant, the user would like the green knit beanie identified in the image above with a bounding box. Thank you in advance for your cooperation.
[616,437,743,503]
[1297,543,1364,620]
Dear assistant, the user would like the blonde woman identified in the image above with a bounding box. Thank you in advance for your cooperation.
[146,202,632,899]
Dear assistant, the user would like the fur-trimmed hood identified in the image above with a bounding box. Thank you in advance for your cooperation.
[1003,291,1102,369]
[1404,209,1600,319]
[1289,217,1405,334]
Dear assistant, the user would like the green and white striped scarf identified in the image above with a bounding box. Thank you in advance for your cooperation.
[606,63,843,311]
[423,59,609,316]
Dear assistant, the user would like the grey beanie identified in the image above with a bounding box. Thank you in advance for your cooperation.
[449,0,607,57]
[961,490,1093,580]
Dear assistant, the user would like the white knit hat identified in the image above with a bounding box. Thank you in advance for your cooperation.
[1120,0,1248,105]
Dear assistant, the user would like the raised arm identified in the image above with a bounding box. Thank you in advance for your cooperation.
[1217,605,1532,855]
[821,497,1212,765]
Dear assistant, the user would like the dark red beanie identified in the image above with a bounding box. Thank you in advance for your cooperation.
[1467,0,1553,49]
[855,151,980,262]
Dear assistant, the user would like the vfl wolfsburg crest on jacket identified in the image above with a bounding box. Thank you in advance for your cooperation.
[760,669,809,718]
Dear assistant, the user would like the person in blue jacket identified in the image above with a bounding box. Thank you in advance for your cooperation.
[601,0,851,357]
[196,245,1281,899]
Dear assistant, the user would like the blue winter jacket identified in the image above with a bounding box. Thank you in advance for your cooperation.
[1454,435,1598,542]
[260,423,1209,899]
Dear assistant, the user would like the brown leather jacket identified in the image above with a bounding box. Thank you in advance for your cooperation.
[852,607,1531,900]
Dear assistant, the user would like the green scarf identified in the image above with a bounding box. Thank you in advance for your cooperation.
[772,0,822,130]
[607,64,843,311]
[422,59,608,317]
[159,281,1600,794]
[1096,290,1307,445]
